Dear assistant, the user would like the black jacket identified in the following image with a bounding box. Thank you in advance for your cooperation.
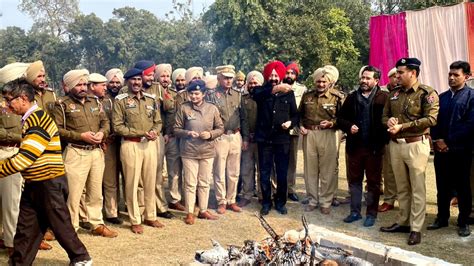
[251,83,298,144]
[337,86,389,153]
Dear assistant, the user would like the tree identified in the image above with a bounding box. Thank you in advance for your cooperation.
[18,0,80,37]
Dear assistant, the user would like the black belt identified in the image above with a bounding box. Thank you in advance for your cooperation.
[68,143,100,150]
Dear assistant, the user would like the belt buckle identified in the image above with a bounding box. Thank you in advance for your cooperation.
[140,137,147,143]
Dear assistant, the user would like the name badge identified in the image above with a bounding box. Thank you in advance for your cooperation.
[322,103,335,110]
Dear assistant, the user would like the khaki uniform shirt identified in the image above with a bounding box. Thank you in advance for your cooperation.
[299,88,344,127]
[174,101,224,159]
[176,90,189,107]
[112,90,162,137]
[382,81,439,138]
[34,87,57,114]
[52,95,110,145]
[0,99,22,144]
[161,86,179,136]
[212,86,249,141]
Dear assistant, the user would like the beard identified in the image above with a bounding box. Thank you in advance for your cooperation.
[269,79,280,87]
[283,77,295,85]
[176,84,186,91]
[359,83,373,92]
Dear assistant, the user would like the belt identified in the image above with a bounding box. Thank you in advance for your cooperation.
[68,143,100,150]
[305,125,323,130]
[0,142,19,148]
[123,137,147,142]
[224,128,240,135]
[391,135,426,144]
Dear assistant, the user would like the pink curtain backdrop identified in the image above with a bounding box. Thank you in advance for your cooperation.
[467,2,474,69]
[369,12,409,86]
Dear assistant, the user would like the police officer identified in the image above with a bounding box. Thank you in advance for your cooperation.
[299,65,344,215]
[158,64,186,212]
[25,60,56,113]
[380,57,439,245]
[100,68,125,224]
[112,67,164,234]
[52,70,117,238]
[212,65,249,214]
[174,79,224,224]
[176,67,203,106]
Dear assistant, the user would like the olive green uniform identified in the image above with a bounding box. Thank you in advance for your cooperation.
[299,88,344,208]
[112,90,162,225]
[52,95,110,231]
[382,81,439,232]
[0,99,23,248]
[34,87,56,114]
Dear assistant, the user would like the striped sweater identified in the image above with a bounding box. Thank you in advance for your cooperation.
[0,108,65,181]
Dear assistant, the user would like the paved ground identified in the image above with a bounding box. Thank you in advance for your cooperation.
[0,144,472,265]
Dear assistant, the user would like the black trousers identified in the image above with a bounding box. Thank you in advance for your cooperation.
[258,142,289,209]
[10,176,90,265]
[434,150,472,226]
[347,147,383,217]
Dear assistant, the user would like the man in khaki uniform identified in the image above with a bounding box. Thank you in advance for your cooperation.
[112,67,164,234]
[284,62,307,202]
[176,67,203,106]
[52,70,117,238]
[99,68,125,225]
[25,60,56,113]
[0,63,28,255]
[380,58,439,246]
[161,67,186,211]
[299,65,344,215]
[211,65,249,214]
[238,71,262,207]
[379,67,398,212]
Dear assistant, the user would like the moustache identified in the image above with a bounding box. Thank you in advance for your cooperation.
[284,77,295,85]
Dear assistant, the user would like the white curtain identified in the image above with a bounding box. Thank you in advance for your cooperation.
[406,3,469,93]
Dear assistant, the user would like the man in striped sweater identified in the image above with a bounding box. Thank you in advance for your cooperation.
[0,81,91,265]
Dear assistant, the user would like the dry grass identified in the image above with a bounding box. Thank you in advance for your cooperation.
[1,143,472,265]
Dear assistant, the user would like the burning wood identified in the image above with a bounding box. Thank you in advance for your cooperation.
[195,214,373,265]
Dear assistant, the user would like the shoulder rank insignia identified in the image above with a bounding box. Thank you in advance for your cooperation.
[115,93,128,100]
[143,92,156,99]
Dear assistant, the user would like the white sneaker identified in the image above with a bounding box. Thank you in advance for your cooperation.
[70,259,92,266]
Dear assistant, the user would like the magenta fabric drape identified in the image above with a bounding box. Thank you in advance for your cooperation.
[369,12,409,85]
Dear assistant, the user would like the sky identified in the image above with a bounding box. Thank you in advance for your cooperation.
[0,0,214,30]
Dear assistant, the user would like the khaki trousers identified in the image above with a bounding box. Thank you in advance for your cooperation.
[103,140,121,218]
[155,135,168,212]
[303,129,339,208]
[182,157,213,214]
[389,138,430,232]
[0,147,22,247]
[121,139,157,225]
[382,144,397,205]
[213,132,242,205]
[240,142,258,200]
[165,137,182,204]
[64,146,105,230]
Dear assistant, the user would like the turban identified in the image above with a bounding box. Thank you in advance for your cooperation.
[63,69,89,89]
[89,73,107,83]
[286,62,300,76]
[171,68,186,83]
[105,68,124,85]
[387,67,397,78]
[235,71,246,80]
[263,60,286,81]
[246,71,264,86]
[187,79,206,93]
[185,67,204,85]
[26,60,45,84]
[216,65,235,78]
[323,65,339,83]
[124,68,143,80]
[155,64,172,80]
[0,62,30,84]
[203,75,217,90]
[134,60,155,76]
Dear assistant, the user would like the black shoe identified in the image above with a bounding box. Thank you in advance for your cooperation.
[157,211,174,219]
[343,213,362,223]
[260,206,271,216]
[288,193,299,202]
[458,225,471,237]
[79,221,92,230]
[427,219,448,230]
[105,217,123,225]
[407,231,421,245]
[380,223,410,233]
[275,206,288,215]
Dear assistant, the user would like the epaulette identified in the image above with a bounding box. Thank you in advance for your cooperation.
[44,87,54,92]
[231,87,242,93]
[143,92,156,99]
[419,84,436,94]
[115,93,128,101]
[329,88,345,98]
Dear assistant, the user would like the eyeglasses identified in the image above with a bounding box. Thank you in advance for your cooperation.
[4,96,20,105]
